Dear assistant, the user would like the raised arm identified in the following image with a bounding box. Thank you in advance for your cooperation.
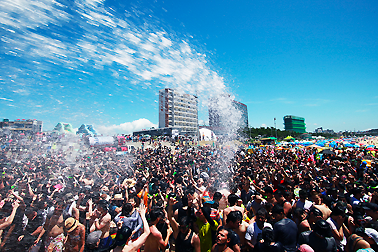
[0,201,19,230]
[123,203,150,252]
[168,198,179,237]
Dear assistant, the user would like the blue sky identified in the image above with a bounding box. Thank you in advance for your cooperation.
[0,0,377,135]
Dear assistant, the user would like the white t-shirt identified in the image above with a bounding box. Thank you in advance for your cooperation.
[326,217,346,250]
[295,199,313,211]
[245,222,273,246]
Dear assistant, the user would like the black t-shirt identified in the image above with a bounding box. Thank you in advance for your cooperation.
[228,229,240,248]
[273,218,298,252]
[254,241,285,252]
[298,231,337,252]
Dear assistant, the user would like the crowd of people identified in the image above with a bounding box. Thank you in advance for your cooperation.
[0,130,377,252]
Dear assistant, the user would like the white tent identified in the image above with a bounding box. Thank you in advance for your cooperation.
[199,128,217,141]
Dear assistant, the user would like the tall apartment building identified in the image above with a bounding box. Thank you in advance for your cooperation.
[231,100,248,128]
[208,95,248,134]
[159,88,198,135]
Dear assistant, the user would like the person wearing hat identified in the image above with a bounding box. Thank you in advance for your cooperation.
[109,194,124,219]
[64,217,85,252]
[86,230,102,251]
[298,207,324,233]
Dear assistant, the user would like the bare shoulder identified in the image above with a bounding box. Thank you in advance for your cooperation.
[79,224,86,232]
[236,206,244,213]
[103,213,111,222]
[300,220,310,228]
[150,226,162,238]
[241,221,249,229]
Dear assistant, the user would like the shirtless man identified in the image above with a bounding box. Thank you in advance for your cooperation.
[223,194,245,226]
[90,200,112,250]
[36,200,65,252]
[79,172,94,187]
[224,211,242,252]
[63,217,85,252]
[144,208,173,252]
[235,218,249,251]
[211,227,234,252]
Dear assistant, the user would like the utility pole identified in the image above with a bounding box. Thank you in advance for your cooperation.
[274,118,277,139]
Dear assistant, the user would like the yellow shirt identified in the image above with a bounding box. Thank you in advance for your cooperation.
[195,219,218,252]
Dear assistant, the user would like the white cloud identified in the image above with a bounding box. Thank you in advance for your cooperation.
[13,88,29,95]
[96,118,157,135]
[0,97,13,101]
[261,124,267,127]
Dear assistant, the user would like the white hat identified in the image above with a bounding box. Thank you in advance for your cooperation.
[365,228,378,244]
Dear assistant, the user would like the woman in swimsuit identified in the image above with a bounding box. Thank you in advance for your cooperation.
[64,217,85,252]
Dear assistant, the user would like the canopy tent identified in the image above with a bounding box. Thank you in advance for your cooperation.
[283,136,295,141]
[199,128,217,141]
